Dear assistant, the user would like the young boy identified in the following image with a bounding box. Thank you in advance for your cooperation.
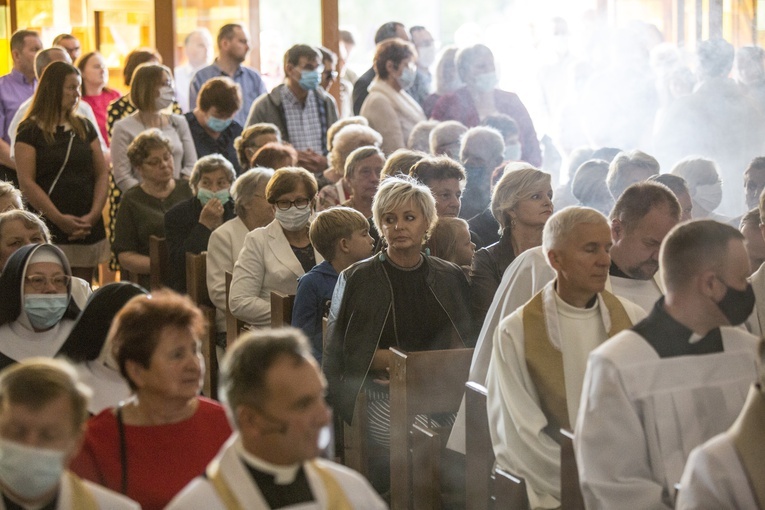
[292,207,374,361]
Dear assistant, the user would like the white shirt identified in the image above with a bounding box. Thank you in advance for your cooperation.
[206,217,249,332]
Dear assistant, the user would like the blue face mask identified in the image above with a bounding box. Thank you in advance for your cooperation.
[473,71,498,93]
[197,188,231,205]
[299,69,321,91]
[206,116,233,133]
[397,66,417,90]
[24,294,68,331]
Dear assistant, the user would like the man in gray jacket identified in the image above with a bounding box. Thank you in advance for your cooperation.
[246,45,338,175]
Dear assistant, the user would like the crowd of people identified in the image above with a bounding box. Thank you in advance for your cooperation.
[0,15,763,510]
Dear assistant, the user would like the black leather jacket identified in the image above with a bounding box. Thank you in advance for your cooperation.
[323,252,474,424]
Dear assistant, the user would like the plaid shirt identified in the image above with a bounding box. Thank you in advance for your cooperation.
[281,86,323,152]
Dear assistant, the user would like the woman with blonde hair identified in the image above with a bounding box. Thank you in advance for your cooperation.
[470,164,553,327]
[15,61,109,282]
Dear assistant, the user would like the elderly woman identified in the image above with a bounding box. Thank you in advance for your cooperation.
[112,130,192,289]
[15,61,110,283]
[164,154,236,293]
[185,77,243,174]
[571,159,614,216]
[70,290,232,510]
[206,167,274,344]
[470,165,553,329]
[324,176,472,450]
[111,63,197,193]
[322,116,369,181]
[342,146,386,218]
[233,122,281,171]
[431,44,542,166]
[229,167,324,327]
[62,282,148,414]
[0,244,81,369]
[670,156,728,222]
[360,39,426,155]
[317,123,382,209]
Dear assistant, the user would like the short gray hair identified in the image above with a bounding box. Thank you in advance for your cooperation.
[189,154,237,195]
[460,126,504,166]
[429,121,467,156]
[329,124,383,174]
[606,150,660,200]
[670,156,720,188]
[0,181,23,210]
[35,47,70,79]
[491,164,551,229]
[231,167,274,217]
[0,210,51,243]
[408,120,439,153]
[344,146,385,179]
[542,206,608,266]
[373,175,437,243]
[221,328,314,427]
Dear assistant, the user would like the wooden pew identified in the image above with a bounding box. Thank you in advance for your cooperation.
[410,424,442,510]
[149,235,169,290]
[225,271,247,347]
[493,467,529,510]
[185,252,218,400]
[389,347,474,510]
[465,381,494,510]
[270,291,295,328]
[560,429,584,510]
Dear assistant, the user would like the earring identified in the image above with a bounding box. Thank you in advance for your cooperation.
[510,219,517,228]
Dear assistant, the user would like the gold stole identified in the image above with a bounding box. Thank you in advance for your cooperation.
[65,471,99,510]
[730,384,765,510]
[207,457,353,510]
[523,289,632,443]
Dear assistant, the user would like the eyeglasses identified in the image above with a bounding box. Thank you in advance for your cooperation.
[274,198,310,210]
[25,275,70,291]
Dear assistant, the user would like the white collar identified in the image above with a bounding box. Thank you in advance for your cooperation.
[234,440,301,485]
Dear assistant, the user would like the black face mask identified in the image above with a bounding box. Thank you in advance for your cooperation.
[715,279,755,326]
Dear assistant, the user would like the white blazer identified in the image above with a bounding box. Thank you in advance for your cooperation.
[229,219,323,327]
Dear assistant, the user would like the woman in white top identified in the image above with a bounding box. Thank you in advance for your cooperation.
[229,167,323,327]
[110,63,197,192]
[360,39,426,155]
[206,167,274,340]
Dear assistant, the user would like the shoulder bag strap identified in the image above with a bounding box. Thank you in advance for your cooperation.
[47,130,75,196]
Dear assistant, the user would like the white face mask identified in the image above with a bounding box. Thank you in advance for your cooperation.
[693,181,723,212]
[154,85,175,110]
[504,143,522,161]
[0,438,67,500]
[417,46,436,68]
[274,206,312,232]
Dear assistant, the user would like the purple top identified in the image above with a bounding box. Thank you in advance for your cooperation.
[0,69,35,143]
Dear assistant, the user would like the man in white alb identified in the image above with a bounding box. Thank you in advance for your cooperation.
[167,328,386,510]
[449,181,679,453]
[486,206,646,509]
[576,220,762,509]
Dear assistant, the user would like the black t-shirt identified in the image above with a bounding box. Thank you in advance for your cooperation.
[16,119,105,244]
[378,256,452,352]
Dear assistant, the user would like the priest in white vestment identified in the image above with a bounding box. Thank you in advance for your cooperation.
[167,328,385,510]
[576,220,762,510]
[449,182,679,453]
[486,207,646,509]
[676,376,765,510]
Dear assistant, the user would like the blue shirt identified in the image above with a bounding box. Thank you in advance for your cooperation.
[189,61,267,127]
[291,260,338,362]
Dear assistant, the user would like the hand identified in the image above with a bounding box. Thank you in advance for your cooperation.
[297,150,327,174]
[199,197,224,230]
[81,211,101,227]
[56,214,91,236]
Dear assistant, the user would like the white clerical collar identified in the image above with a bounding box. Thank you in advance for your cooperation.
[235,439,301,485]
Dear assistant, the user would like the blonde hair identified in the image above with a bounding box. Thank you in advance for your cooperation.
[542,206,608,266]
[373,175,437,243]
[491,164,551,230]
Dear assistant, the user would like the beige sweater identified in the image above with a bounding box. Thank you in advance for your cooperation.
[360,78,426,155]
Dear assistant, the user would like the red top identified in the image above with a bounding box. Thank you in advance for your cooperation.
[81,89,121,146]
[69,397,232,510]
